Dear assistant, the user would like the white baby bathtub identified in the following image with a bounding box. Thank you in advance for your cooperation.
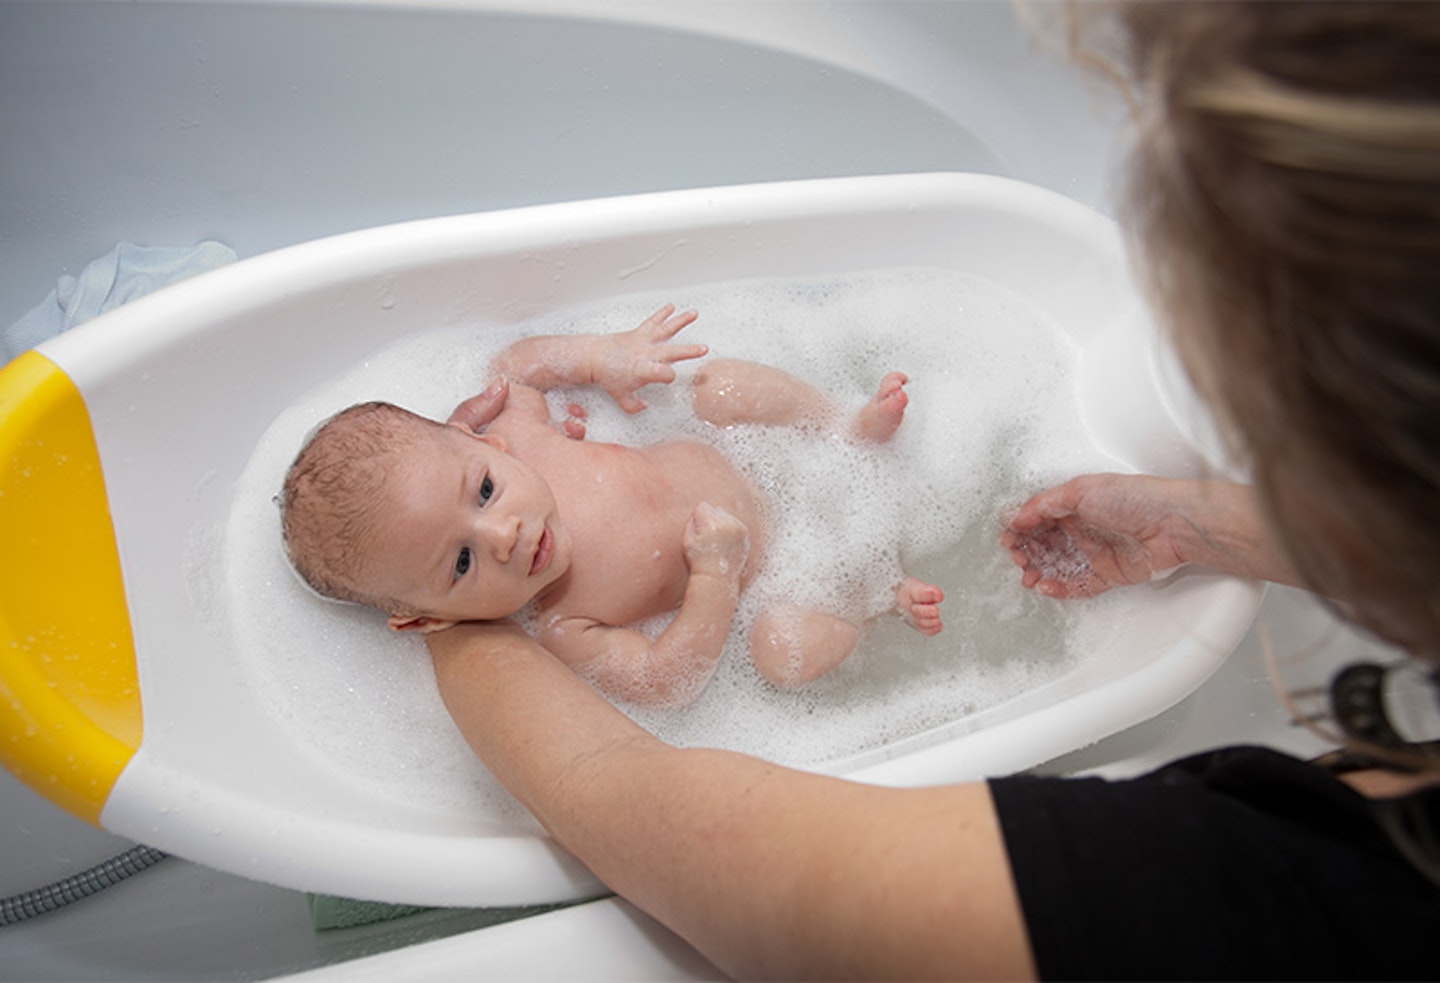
[0,172,1264,908]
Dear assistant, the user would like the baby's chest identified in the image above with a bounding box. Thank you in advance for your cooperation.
[553,445,755,619]
[559,505,691,625]
[635,441,764,530]
[562,439,755,519]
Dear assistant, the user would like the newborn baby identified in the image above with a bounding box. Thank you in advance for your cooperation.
[281,305,944,706]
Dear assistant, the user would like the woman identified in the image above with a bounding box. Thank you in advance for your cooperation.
[428,3,1440,977]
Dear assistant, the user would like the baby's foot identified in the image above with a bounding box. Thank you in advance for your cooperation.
[895,576,944,636]
[851,372,909,443]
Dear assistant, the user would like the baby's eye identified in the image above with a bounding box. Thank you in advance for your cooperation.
[479,475,495,506]
[455,547,472,580]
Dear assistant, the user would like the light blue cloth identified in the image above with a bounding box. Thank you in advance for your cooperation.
[4,241,237,363]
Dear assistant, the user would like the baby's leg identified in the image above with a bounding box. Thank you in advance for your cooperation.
[749,606,861,689]
[692,359,909,441]
[692,358,835,431]
[851,372,908,444]
[751,577,944,688]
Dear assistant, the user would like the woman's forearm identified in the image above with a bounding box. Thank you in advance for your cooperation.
[1169,479,1305,587]
[427,621,1035,980]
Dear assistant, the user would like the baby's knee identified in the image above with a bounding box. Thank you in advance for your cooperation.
[751,616,804,688]
[750,608,860,688]
[691,359,749,427]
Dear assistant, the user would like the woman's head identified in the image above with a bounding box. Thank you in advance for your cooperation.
[1094,1,1440,655]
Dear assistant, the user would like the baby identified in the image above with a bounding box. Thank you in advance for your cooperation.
[280,305,944,706]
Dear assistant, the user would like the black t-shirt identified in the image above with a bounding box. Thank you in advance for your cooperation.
[990,746,1440,980]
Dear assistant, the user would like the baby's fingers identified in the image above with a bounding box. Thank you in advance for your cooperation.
[637,303,677,331]
[607,376,662,412]
[630,356,699,392]
[658,342,709,365]
[643,305,698,339]
[612,391,648,414]
[556,403,588,440]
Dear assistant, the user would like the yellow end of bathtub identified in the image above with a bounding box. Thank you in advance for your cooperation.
[0,350,141,825]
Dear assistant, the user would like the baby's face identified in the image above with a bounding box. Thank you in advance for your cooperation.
[364,422,573,626]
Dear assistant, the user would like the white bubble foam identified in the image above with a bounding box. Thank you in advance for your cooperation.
[217,268,1146,818]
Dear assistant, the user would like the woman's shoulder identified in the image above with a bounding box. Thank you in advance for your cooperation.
[990,745,1440,979]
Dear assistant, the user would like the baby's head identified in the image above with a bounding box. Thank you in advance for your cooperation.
[281,401,570,633]
[281,402,434,617]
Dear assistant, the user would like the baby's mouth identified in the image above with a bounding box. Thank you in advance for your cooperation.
[530,526,554,576]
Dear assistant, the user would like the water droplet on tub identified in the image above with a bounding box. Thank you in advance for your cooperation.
[377,274,398,310]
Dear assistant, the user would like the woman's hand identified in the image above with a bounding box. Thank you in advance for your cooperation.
[446,378,510,432]
[447,376,588,440]
[1001,474,1198,598]
[1001,473,1301,598]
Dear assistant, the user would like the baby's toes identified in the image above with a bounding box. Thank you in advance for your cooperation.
[899,606,943,636]
[900,577,943,604]
[877,374,909,413]
[879,370,909,397]
[895,578,944,634]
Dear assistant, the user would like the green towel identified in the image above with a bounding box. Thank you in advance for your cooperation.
[306,893,431,931]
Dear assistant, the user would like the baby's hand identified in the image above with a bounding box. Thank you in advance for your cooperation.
[683,502,750,581]
[555,402,587,441]
[594,305,709,413]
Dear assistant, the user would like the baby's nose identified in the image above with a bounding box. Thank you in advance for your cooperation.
[486,514,520,562]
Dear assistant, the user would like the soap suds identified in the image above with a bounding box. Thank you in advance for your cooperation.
[216,268,1145,819]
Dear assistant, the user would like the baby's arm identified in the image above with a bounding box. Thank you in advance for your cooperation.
[492,305,709,413]
[539,503,750,707]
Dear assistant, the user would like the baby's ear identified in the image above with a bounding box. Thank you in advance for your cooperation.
[387,613,459,635]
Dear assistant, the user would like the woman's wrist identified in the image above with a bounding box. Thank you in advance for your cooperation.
[1169,480,1301,586]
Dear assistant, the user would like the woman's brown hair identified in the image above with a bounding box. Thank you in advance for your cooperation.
[1080,2,1440,657]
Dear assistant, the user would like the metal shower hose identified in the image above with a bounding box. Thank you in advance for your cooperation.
[0,845,169,926]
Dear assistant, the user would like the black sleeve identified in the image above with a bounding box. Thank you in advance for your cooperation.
[990,746,1440,980]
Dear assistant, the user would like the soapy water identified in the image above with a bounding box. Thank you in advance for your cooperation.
[219,268,1145,821]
